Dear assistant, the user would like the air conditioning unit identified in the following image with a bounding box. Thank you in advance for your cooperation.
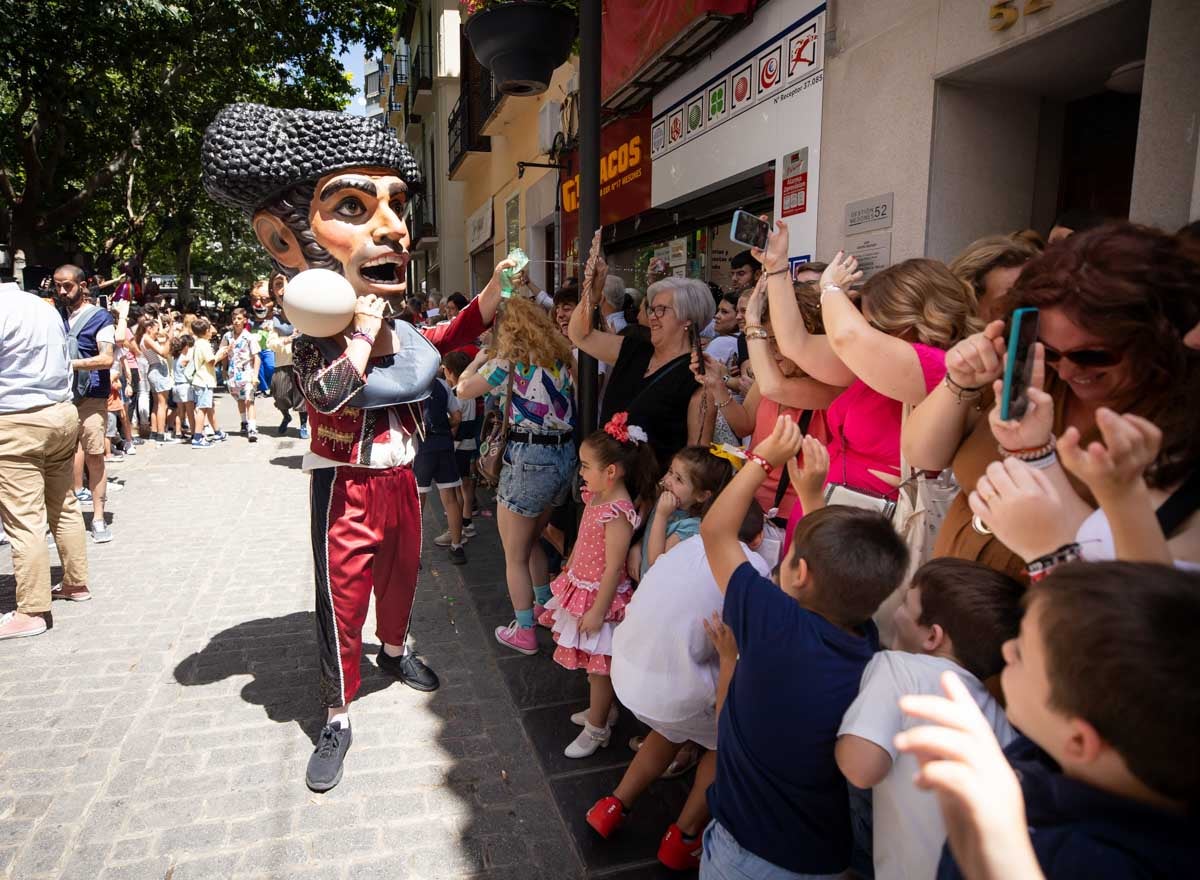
[538,100,563,156]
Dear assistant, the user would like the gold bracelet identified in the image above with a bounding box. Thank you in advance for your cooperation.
[745,327,769,341]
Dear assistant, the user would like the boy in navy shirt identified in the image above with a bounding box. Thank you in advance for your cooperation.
[699,415,909,878]
[914,561,1200,880]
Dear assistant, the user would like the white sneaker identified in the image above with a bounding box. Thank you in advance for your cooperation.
[565,722,611,759]
[570,705,619,727]
[433,529,468,547]
[462,522,477,538]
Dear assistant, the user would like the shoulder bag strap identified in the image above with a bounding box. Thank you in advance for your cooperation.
[772,410,815,509]
[1156,470,1200,538]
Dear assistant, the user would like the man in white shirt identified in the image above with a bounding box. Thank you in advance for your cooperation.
[0,283,93,641]
[836,560,1023,880]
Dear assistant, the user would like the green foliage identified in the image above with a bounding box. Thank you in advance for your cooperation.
[0,0,407,292]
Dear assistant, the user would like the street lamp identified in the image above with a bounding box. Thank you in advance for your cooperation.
[576,0,602,439]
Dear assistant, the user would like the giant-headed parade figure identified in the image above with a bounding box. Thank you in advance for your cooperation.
[202,104,509,792]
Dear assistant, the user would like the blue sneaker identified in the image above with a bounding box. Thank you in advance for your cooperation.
[211,431,229,442]
[299,426,310,440]
[192,436,212,448]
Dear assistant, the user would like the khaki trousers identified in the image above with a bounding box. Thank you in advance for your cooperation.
[0,400,89,613]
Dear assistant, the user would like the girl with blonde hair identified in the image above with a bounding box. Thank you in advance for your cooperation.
[455,295,577,657]
[757,219,981,551]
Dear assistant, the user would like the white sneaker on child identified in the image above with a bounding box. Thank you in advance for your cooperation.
[564,722,611,759]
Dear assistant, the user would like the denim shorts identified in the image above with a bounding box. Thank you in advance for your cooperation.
[497,438,576,519]
[193,386,214,409]
[174,384,193,404]
[700,820,849,880]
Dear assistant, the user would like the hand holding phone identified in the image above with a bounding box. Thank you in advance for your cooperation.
[1000,308,1039,421]
[689,323,705,374]
[730,209,770,250]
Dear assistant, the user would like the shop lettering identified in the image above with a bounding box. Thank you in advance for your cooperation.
[989,0,1053,31]
[562,136,643,213]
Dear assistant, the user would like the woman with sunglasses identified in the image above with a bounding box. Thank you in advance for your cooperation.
[903,223,1200,577]
[571,234,716,471]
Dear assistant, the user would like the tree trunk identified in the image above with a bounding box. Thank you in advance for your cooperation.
[176,234,193,308]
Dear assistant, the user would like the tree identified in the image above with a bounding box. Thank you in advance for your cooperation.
[0,0,403,275]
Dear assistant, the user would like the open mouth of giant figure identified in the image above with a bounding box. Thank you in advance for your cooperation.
[356,253,409,290]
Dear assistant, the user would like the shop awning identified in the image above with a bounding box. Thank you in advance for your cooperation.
[603,0,757,113]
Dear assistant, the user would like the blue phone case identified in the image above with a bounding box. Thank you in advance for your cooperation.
[1000,307,1038,421]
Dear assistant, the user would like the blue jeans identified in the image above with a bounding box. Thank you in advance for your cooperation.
[700,820,849,880]
[497,439,575,518]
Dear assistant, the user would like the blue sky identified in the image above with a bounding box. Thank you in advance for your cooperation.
[340,41,367,114]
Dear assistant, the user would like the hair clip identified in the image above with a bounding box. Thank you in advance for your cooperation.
[708,443,746,470]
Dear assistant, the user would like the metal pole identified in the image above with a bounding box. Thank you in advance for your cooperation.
[577,0,602,439]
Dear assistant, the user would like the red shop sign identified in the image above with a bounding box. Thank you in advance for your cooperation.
[560,106,653,266]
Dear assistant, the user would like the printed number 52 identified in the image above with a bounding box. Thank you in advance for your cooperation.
[989,0,1053,32]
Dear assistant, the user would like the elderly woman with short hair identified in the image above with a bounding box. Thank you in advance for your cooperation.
[570,241,716,470]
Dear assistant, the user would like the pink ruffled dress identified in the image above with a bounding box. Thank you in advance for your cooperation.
[538,490,641,675]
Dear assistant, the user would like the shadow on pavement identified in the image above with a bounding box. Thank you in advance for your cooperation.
[268,455,305,470]
[172,611,391,743]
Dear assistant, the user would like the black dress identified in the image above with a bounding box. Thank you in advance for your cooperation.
[599,335,698,471]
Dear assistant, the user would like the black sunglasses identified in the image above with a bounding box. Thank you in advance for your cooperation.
[1039,341,1122,368]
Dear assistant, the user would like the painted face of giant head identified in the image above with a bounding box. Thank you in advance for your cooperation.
[201,103,422,302]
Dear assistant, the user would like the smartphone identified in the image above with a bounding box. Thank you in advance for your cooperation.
[1001,307,1039,421]
[690,323,705,375]
[97,294,110,310]
[730,209,769,250]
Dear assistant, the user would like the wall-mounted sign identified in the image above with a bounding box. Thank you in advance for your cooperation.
[505,193,520,251]
[845,192,894,235]
[668,237,688,267]
[561,107,653,270]
[846,231,892,279]
[467,199,493,254]
[780,148,809,218]
[652,0,826,265]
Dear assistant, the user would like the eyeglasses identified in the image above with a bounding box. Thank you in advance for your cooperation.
[1040,341,1122,368]
[647,304,676,320]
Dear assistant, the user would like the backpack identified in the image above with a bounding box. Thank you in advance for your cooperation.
[66,305,102,401]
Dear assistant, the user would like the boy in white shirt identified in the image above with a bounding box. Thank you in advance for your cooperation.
[836,558,1023,880]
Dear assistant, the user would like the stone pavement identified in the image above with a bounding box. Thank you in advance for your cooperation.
[0,395,586,880]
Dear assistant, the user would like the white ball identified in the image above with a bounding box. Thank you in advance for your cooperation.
[280,268,358,338]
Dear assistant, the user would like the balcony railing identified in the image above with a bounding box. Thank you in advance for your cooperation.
[411,44,432,90]
[410,193,437,246]
[388,87,403,113]
[449,76,493,173]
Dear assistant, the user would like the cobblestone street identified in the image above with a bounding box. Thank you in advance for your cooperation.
[0,395,586,880]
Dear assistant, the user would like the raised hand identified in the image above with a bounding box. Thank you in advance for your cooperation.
[968,457,1072,561]
[788,435,830,499]
[353,293,387,337]
[745,275,768,326]
[754,414,804,468]
[945,320,1007,391]
[752,216,789,274]
[821,250,863,294]
[988,344,1053,452]
[1058,409,1161,503]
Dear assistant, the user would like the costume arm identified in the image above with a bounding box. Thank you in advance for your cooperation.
[421,297,486,354]
[292,336,365,415]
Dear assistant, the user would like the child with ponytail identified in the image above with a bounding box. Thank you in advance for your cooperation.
[539,412,660,758]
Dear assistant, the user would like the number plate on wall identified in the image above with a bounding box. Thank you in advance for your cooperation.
[845,192,894,235]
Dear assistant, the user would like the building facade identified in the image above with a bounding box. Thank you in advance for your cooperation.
[545,0,1200,293]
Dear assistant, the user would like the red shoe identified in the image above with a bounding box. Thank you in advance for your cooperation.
[586,795,627,839]
[657,823,702,871]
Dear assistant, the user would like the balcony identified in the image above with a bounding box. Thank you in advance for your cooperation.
[410,193,439,252]
[448,83,492,180]
[408,44,434,117]
[387,87,404,114]
[477,71,510,137]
